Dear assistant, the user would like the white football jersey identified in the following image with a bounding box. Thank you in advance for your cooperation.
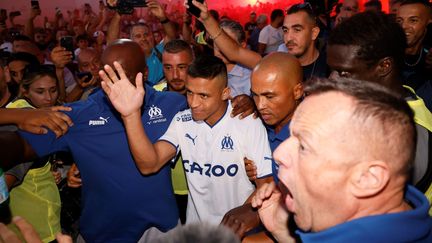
[160,102,272,224]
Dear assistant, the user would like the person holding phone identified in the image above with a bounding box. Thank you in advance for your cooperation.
[107,0,177,86]
[66,49,101,102]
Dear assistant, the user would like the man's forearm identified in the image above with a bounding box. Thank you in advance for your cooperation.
[201,16,260,69]
[24,18,35,38]
[161,18,176,42]
[0,132,35,170]
[0,109,30,124]
[107,13,121,45]
[122,112,164,174]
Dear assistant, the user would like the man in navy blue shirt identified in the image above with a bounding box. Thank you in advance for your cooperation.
[0,40,188,243]
[247,52,303,183]
[252,77,432,242]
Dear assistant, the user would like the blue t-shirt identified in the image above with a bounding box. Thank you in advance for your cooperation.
[19,86,188,243]
[266,122,290,183]
[146,43,164,86]
[297,185,432,242]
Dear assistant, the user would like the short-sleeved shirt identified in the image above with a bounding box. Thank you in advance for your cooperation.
[160,102,272,224]
[228,64,252,97]
[266,122,291,183]
[258,25,284,55]
[146,43,165,86]
[19,86,188,242]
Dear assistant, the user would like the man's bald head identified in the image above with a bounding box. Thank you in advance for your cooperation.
[101,39,147,83]
[251,53,303,130]
[253,52,303,85]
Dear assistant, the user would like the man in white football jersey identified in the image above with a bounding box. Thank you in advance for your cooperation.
[99,55,273,238]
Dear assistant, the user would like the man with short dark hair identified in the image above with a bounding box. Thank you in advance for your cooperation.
[193,2,328,80]
[396,0,432,110]
[327,11,432,203]
[253,77,432,242]
[156,39,194,94]
[100,54,273,238]
[278,3,329,79]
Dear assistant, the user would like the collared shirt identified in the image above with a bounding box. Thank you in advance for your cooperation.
[228,64,252,97]
[297,185,432,242]
[146,43,164,86]
[266,121,291,183]
[19,85,188,242]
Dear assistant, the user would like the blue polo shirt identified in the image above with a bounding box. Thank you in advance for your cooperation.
[297,185,432,242]
[146,43,164,86]
[266,121,290,183]
[19,85,188,243]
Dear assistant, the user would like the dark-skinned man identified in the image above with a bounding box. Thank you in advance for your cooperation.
[326,11,432,209]
[0,40,188,242]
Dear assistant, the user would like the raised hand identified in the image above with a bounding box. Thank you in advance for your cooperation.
[251,182,293,242]
[51,46,73,69]
[147,0,167,20]
[184,0,210,21]
[99,61,145,118]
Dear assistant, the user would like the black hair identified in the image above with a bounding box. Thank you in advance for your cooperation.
[400,0,432,7]
[0,51,11,67]
[364,0,383,11]
[12,34,32,43]
[287,3,317,25]
[328,11,406,70]
[7,52,40,66]
[270,9,284,22]
[76,34,89,43]
[187,55,227,83]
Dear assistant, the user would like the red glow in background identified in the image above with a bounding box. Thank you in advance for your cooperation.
[0,0,391,26]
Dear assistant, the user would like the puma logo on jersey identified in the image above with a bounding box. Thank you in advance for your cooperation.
[89,116,110,126]
[185,133,197,145]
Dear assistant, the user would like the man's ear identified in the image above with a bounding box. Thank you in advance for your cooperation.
[376,57,393,78]
[311,26,320,41]
[222,87,231,100]
[293,82,304,100]
[349,160,390,198]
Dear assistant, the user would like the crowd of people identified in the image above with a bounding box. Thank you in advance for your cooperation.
[0,0,432,242]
